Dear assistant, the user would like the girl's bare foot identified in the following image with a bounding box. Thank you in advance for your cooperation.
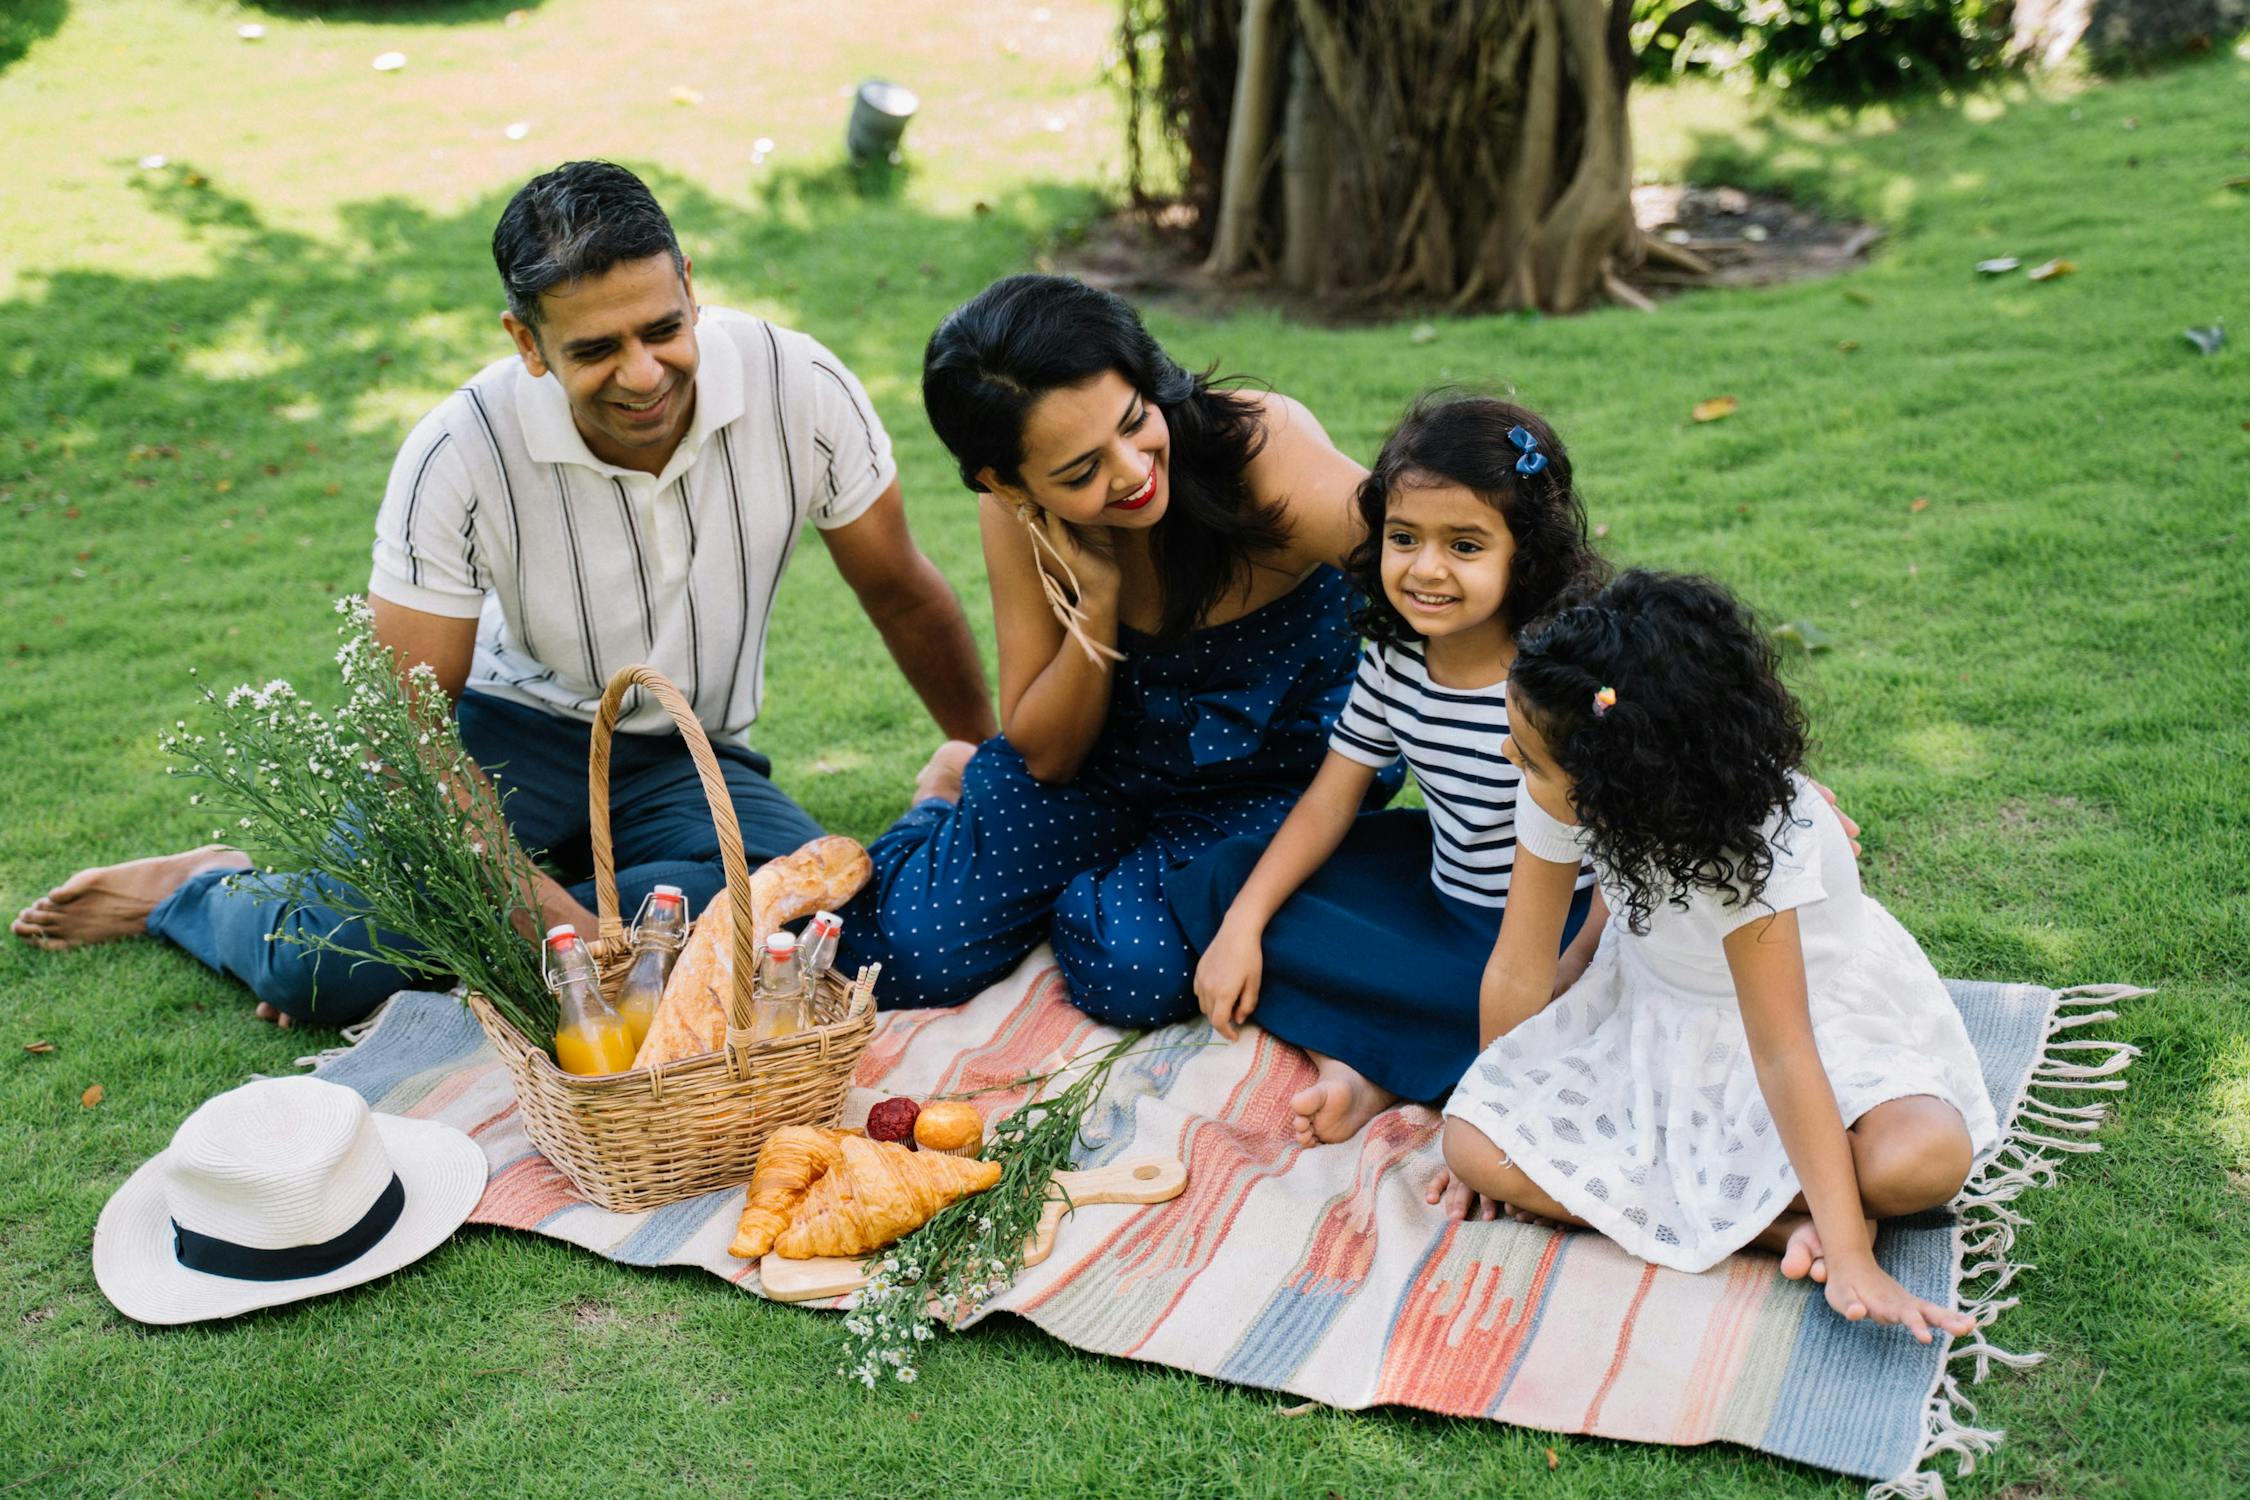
[12,846,251,951]
[1426,1167,1502,1222]
[912,741,978,805]
[1289,1053,1398,1147]
[1758,1213,1878,1283]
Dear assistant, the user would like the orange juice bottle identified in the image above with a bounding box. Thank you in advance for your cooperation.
[614,884,688,1051]
[544,924,636,1076]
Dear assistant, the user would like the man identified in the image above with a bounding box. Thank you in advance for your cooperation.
[13,161,995,1025]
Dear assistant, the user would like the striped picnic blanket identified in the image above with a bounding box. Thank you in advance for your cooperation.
[306,951,2138,1496]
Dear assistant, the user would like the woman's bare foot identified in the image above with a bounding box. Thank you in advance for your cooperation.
[912,741,978,805]
[254,1002,295,1031]
[12,845,251,951]
[1289,1053,1398,1147]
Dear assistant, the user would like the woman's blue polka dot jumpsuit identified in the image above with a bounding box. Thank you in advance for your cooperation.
[838,566,1399,1027]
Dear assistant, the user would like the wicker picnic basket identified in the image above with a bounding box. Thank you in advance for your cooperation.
[462,665,877,1213]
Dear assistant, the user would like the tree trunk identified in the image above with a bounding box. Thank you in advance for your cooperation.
[1201,0,1287,277]
[1124,0,1700,314]
[1279,37,1333,293]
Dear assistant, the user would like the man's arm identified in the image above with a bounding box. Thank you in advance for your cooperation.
[368,595,598,939]
[820,479,999,744]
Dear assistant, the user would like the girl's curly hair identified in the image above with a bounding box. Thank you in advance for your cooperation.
[1343,393,1609,648]
[1509,570,1809,935]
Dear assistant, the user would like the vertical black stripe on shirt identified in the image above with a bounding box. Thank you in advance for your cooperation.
[717,426,753,733]
[465,387,529,659]
[673,474,704,722]
[812,435,840,521]
[552,466,602,692]
[400,431,452,588]
[608,478,657,654]
[811,359,881,481]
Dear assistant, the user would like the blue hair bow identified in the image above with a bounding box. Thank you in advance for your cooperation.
[1508,425,1549,476]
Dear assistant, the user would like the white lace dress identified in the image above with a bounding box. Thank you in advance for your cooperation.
[1444,774,2000,1273]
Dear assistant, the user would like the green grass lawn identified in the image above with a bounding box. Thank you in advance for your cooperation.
[3,3,2245,1494]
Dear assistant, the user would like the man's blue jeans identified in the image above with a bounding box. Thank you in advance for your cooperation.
[146,692,823,1025]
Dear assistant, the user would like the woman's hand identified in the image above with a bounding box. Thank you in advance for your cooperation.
[1025,505,1122,610]
[1819,1248,1974,1343]
[1194,917,1265,1041]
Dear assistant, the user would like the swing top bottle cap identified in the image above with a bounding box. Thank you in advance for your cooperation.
[651,885,684,904]
[544,924,578,948]
[764,930,798,957]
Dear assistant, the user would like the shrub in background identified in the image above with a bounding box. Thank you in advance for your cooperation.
[1634,0,2014,99]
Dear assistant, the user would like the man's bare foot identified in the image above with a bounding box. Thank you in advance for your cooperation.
[1289,1053,1398,1147]
[1758,1213,1877,1283]
[12,845,251,951]
[912,741,978,805]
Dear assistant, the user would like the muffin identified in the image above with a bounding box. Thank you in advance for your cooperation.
[913,1100,985,1158]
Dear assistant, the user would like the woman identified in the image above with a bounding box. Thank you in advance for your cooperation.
[836,274,1398,1025]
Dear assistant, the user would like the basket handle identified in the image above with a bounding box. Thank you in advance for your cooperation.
[587,666,757,1032]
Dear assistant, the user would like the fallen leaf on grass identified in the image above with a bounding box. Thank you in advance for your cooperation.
[1773,620,1833,655]
[1409,322,1438,345]
[1277,1399,1322,1416]
[1547,1447,1560,1470]
[24,1041,54,1054]
[2184,324,2226,355]
[1975,256,2019,275]
[1691,395,1738,423]
[1837,339,1860,353]
[82,1083,104,1108]
[1593,523,1610,539]
[1909,496,1930,513]
[2027,258,2075,282]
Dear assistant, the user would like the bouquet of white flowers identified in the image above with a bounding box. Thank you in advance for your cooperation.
[160,597,555,1040]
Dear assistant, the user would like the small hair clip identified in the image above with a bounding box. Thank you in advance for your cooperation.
[1507,425,1549,477]
[1592,685,1618,717]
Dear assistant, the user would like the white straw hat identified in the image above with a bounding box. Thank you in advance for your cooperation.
[93,1075,486,1325]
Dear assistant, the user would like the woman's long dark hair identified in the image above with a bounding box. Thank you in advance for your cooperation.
[1510,570,1809,935]
[1343,393,1608,649]
[922,274,1290,641]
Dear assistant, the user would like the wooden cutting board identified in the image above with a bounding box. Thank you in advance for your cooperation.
[757,1156,1187,1303]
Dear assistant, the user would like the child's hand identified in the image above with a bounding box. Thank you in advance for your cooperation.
[1194,920,1264,1041]
[1807,779,1863,859]
[1820,1250,1973,1343]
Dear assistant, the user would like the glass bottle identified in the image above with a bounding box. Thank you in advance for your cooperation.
[749,929,805,1042]
[614,884,688,1051]
[545,924,636,1075]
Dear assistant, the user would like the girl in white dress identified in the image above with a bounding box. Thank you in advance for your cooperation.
[1439,570,1999,1342]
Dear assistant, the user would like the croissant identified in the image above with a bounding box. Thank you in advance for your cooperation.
[728,1126,851,1259]
[633,835,873,1069]
[772,1133,1001,1260]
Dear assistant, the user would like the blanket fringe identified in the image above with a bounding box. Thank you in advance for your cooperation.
[1871,986,2146,1499]
[289,998,395,1071]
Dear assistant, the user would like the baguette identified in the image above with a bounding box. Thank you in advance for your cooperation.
[629,834,872,1068]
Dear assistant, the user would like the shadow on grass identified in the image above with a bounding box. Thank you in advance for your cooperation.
[0,0,66,76]
[240,0,547,23]
[0,157,1096,832]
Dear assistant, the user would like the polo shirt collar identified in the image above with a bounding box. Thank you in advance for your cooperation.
[513,314,745,485]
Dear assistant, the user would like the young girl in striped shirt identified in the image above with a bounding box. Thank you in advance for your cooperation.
[1167,394,1610,1148]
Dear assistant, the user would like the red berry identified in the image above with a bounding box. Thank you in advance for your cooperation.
[865,1096,921,1147]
